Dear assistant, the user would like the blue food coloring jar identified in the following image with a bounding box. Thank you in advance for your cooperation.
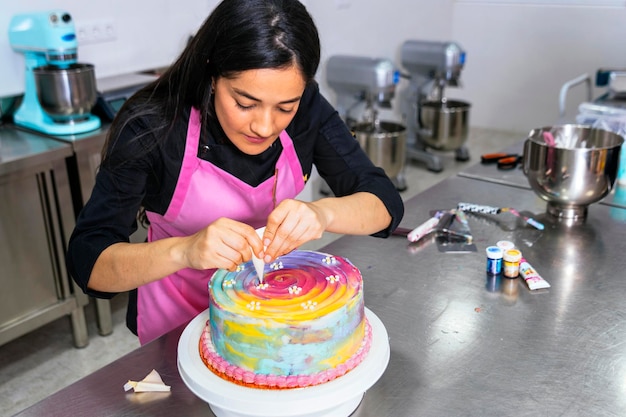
[486,246,503,275]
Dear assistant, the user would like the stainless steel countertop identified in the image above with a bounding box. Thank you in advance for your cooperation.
[0,123,109,158]
[0,125,73,177]
[458,139,626,209]
[42,124,109,153]
[14,174,626,417]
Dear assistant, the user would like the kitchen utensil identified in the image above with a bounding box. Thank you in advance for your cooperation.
[523,124,624,222]
[480,152,522,170]
[542,131,556,147]
[352,121,407,181]
[251,227,266,282]
[507,208,544,230]
[437,209,474,243]
[8,10,100,135]
[418,99,470,151]
[406,211,445,242]
[33,63,98,122]
[457,202,544,230]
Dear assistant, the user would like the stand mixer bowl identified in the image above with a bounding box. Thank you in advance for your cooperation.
[33,63,98,123]
[523,124,623,223]
[353,121,406,179]
[418,99,470,151]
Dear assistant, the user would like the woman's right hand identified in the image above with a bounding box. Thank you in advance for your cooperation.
[87,217,264,292]
[184,217,264,272]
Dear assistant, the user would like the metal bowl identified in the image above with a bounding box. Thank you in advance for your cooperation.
[418,99,470,151]
[33,63,98,122]
[353,121,406,179]
[523,124,624,222]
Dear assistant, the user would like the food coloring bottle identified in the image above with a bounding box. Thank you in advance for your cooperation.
[496,240,515,252]
[502,249,522,278]
[486,246,503,275]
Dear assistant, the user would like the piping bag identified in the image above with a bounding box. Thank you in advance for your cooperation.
[251,227,266,282]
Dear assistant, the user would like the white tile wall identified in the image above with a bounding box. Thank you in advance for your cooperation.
[1,1,626,135]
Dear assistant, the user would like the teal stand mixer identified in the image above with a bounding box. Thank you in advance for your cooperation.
[8,11,101,135]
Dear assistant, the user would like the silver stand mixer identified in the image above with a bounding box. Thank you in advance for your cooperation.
[326,55,407,191]
[400,40,471,172]
[8,10,100,135]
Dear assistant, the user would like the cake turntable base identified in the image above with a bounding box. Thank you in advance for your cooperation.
[177,308,390,417]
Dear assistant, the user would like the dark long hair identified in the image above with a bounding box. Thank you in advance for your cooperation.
[102,0,320,162]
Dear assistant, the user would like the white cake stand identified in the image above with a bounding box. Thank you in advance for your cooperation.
[177,307,390,417]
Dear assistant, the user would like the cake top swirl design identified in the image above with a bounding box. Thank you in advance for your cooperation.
[209,250,362,322]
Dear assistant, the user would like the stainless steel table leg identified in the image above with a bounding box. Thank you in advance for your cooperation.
[95,298,113,336]
[70,306,89,348]
[70,277,90,348]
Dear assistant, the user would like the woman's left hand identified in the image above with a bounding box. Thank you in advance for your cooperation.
[262,192,391,263]
[262,199,327,262]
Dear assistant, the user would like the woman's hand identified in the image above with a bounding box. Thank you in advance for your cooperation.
[262,199,328,262]
[262,192,392,263]
[185,217,264,272]
[88,217,264,292]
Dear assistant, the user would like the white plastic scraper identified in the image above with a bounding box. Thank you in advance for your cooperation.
[252,227,266,282]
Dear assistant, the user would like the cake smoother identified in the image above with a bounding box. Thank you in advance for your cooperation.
[251,226,266,282]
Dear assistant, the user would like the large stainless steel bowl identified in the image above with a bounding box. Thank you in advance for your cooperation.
[523,124,624,222]
[33,63,98,122]
[418,99,470,151]
[353,121,406,179]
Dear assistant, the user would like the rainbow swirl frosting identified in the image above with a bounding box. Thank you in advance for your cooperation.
[204,250,368,387]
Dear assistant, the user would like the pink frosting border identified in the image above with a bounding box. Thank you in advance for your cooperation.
[199,319,373,389]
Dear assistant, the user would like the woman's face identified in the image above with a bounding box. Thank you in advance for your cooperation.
[213,65,307,155]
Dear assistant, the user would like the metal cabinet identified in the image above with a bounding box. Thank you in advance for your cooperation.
[50,126,147,337]
[0,126,88,348]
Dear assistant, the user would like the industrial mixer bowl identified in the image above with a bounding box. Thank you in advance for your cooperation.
[418,99,470,151]
[353,121,407,180]
[33,63,98,123]
[523,124,623,222]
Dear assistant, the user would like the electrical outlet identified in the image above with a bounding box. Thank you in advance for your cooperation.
[76,19,117,45]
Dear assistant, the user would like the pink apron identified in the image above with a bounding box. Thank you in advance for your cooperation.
[138,107,305,345]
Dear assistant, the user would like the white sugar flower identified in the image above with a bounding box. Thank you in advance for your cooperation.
[322,256,336,265]
[256,283,269,290]
[247,301,261,310]
[301,300,317,310]
[271,261,284,270]
[326,275,340,284]
[223,279,236,288]
[288,285,302,295]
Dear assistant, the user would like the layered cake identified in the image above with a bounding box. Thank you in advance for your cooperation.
[200,250,371,389]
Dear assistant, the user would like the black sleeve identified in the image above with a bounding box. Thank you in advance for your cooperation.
[290,83,404,237]
[66,116,160,298]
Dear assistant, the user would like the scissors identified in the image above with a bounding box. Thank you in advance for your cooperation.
[480,152,522,170]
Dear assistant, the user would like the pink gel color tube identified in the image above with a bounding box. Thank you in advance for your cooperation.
[519,258,550,290]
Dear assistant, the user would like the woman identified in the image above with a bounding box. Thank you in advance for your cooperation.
[67,0,404,345]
